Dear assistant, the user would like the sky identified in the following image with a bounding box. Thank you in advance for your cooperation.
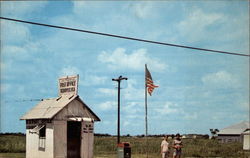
[0,1,249,135]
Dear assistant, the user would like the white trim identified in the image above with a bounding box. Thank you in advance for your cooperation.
[30,125,45,134]
[68,117,93,122]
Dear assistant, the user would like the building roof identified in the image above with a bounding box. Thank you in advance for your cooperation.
[20,95,100,121]
[218,121,250,135]
[242,129,250,135]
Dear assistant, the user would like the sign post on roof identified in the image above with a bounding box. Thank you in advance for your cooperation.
[58,75,79,96]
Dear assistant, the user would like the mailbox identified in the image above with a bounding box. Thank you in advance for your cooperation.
[117,142,131,158]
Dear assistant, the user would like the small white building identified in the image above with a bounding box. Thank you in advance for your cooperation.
[217,121,250,143]
[20,75,101,158]
[242,129,250,150]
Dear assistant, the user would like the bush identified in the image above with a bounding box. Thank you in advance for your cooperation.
[0,135,25,153]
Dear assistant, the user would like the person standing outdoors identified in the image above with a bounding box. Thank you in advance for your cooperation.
[172,133,183,158]
[161,135,170,158]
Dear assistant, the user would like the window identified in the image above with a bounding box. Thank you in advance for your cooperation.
[38,125,46,151]
[39,125,46,138]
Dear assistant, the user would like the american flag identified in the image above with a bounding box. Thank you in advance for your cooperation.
[145,65,158,96]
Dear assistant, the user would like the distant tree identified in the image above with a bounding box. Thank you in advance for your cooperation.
[210,129,219,139]
[203,134,209,139]
[136,134,145,138]
[94,133,111,137]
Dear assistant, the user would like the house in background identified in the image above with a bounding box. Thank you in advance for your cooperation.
[217,121,250,143]
[242,128,250,150]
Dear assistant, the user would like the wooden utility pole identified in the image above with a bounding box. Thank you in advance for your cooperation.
[112,76,128,144]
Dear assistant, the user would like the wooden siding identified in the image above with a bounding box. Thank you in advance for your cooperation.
[243,134,250,150]
[26,123,54,158]
[53,99,94,120]
[217,135,243,143]
[81,121,94,158]
[54,120,67,158]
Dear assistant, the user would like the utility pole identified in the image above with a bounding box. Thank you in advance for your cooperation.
[112,75,128,144]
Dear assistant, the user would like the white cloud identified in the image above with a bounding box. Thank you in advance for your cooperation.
[154,102,181,115]
[72,1,104,16]
[81,75,108,86]
[202,71,239,89]
[130,2,154,19]
[0,62,7,73]
[2,45,27,58]
[123,101,143,114]
[97,88,116,96]
[1,84,11,93]
[98,101,116,111]
[184,112,198,120]
[2,43,41,60]
[1,43,44,81]
[72,1,86,15]
[59,66,81,76]
[177,8,224,43]
[240,102,249,110]
[102,120,113,126]
[123,79,144,100]
[1,1,47,18]
[123,121,130,127]
[98,48,167,72]
[1,21,30,45]
[223,14,249,42]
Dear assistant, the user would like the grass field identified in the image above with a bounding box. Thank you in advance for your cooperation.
[1,135,250,158]
[0,153,25,158]
[0,135,25,153]
[94,136,250,158]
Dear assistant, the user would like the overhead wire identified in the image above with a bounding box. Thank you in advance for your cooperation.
[4,99,42,103]
[3,98,56,103]
[0,16,249,57]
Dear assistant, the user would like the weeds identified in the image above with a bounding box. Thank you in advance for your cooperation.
[0,135,249,158]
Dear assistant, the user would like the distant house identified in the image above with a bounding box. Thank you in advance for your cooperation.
[20,95,100,158]
[182,134,208,139]
[182,134,197,139]
[217,121,250,143]
[242,129,250,150]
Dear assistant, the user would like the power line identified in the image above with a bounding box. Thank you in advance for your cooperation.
[0,16,249,57]
[4,99,43,103]
[3,98,56,103]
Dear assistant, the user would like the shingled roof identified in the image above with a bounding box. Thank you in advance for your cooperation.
[218,121,250,135]
[20,95,100,121]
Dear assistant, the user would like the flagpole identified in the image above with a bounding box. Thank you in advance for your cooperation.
[145,64,148,158]
[145,65,159,158]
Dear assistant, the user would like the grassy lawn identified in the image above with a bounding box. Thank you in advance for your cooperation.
[1,152,250,158]
[0,153,25,158]
[0,153,157,158]
[0,135,25,153]
[1,135,250,158]
[94,154,159,158]
[94,136,250,157]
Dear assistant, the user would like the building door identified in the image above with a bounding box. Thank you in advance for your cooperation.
[67,121,81,158]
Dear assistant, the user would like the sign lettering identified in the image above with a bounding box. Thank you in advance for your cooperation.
[58,75,79,96]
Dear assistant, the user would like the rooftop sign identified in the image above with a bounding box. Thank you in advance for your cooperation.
[58,75,79,96]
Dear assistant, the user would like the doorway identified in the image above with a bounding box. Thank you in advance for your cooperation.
[67,121,81,158]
